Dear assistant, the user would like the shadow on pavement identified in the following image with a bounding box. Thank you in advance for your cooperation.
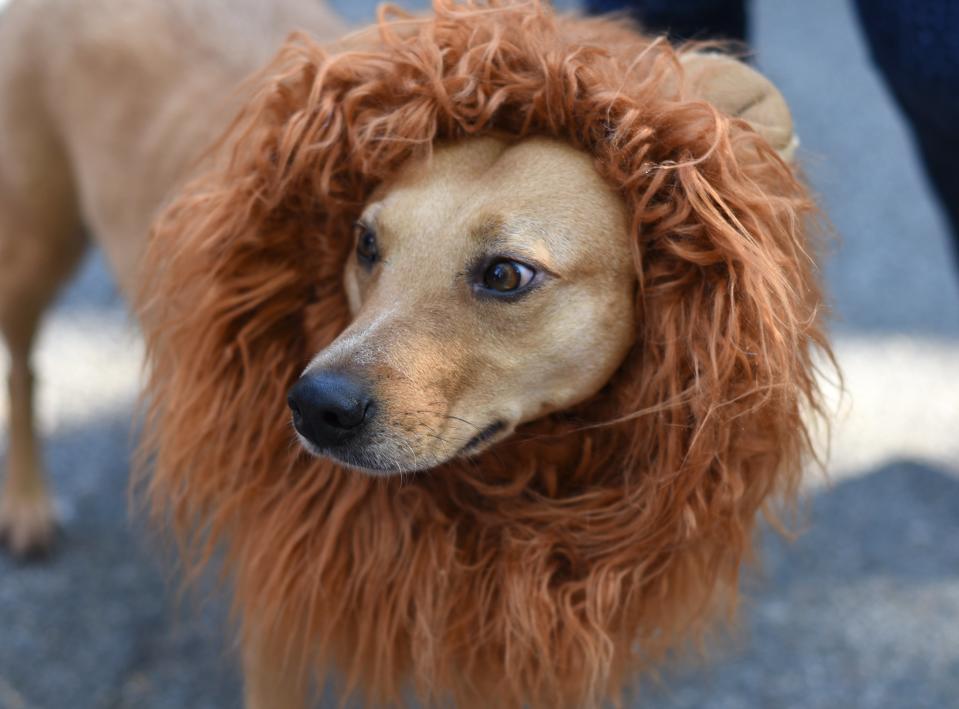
[649,460,959,709]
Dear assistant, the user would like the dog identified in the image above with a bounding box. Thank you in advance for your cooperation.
[0,0,827,706]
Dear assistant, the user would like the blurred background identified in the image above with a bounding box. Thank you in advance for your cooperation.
[0,0,957,707]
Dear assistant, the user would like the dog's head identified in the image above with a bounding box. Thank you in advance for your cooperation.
[140,3,827,706]
[288,136,636,472]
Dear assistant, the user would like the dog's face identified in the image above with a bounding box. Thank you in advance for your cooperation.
[288,137,636,474]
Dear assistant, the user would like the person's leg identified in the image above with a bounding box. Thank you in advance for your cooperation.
[854,0,959,263]
[584,0,749,42]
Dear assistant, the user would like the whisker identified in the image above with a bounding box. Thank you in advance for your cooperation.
[442,414,484,431]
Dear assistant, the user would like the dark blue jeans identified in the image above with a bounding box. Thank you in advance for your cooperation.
[585,0,959,260]
[853,0,959,256]
[585,0,748,41]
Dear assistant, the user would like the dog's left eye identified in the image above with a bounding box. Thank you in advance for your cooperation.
[355,225,378,266]
[479,259,536,294]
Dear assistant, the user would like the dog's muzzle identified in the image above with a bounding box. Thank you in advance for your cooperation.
[287,370,373,450]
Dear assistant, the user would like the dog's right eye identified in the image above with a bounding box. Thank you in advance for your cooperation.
[475,258,538,298]
[355,224,379,267]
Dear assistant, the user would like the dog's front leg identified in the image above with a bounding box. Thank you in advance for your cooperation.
[243,636,309,709]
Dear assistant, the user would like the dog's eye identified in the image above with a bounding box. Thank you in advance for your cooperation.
[480,259,536,294]
[355,225,378,266]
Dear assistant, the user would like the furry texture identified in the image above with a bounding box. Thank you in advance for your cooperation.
[139,1,828,706]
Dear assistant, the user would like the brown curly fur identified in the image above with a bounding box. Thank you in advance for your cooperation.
[138,1,829,706]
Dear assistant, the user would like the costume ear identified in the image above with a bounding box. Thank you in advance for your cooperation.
[681,53,797,161]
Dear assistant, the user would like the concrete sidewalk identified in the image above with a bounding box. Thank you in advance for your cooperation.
[1,0,958,707]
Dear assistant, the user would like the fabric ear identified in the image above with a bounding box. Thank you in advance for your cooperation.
[680,52,798,161]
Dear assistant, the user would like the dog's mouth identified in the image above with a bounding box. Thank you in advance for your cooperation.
[460,420,506,454]
[295,433,411,475]
[286,368,515,474]
[323,446,410,475]
[294,418,510,475]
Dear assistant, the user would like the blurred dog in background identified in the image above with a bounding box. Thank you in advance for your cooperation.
[0,1,826,706]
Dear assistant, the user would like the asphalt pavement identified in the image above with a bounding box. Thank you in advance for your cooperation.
[1,0,958,707]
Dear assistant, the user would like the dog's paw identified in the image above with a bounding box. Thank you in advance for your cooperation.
[0,492,58,560]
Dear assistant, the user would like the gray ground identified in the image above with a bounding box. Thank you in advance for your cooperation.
[2,0,959,708]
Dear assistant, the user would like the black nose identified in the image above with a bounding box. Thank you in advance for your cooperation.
[287,370,373,448]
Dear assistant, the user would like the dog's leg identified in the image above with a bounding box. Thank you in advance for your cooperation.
[0,1,85,558]
[0,2,89,558]
[0,323,55,557]
[0,221,86,557]
[243,637,309,709]
[0,181,85,559]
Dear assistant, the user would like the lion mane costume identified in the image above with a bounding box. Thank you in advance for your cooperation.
[139,1,827,706]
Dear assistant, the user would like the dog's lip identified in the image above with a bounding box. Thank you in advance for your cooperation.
[293,431,325,458]
[460,420,506,453]
[294,419,509,473]
[294,431,417,475]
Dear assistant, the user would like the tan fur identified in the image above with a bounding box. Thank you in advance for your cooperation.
[316,136,637,471]
[0,0,816,706]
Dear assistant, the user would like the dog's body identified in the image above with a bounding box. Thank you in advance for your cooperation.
[0,1,826,707]
[0,0,344,552]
